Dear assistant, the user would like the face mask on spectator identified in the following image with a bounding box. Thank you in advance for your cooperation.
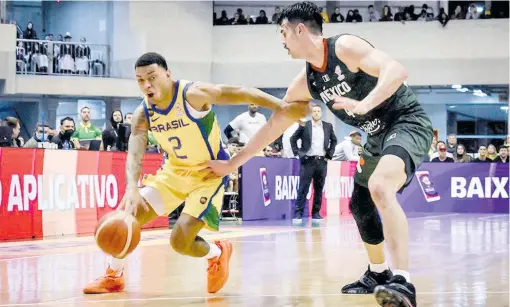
[63,129,74,138]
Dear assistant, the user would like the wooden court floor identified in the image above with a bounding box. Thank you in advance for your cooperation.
[0,213,508,306]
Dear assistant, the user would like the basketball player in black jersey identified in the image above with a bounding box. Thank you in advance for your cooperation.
[276,2,433,307]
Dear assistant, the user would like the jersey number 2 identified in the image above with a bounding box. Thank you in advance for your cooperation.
[168,136,188,159]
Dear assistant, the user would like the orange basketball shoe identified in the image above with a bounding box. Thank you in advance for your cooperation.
[83,266,125,294]
[207,240,233,293]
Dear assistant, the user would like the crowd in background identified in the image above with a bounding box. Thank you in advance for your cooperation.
[428,134,509,163]
[214,2,508,26]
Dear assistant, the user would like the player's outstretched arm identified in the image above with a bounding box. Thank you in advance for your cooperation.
[125,106,149,189]
[185,82,287,112]
[334,35,408,114]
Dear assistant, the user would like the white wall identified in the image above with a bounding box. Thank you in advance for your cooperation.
[212,19,509,87]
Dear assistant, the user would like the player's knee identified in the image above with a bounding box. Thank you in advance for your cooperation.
[350,200,384,245]
[368,175,397,209]
[169,229,190,255]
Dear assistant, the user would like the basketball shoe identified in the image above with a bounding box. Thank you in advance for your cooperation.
[207,240,233,293]
[341,265,393,294]
[83,266,125,294]
[374,275,417,307]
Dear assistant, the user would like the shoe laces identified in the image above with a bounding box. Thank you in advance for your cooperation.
[207,260,220,273]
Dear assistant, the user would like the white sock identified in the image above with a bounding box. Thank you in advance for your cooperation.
[369,261,389,273]
[393,269,411,282]
[204,242,222,259]
[109,257,125,276]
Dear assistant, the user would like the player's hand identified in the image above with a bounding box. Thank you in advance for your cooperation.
[200,160,237,180]
[332,97,369,115]
[117,188,149,216]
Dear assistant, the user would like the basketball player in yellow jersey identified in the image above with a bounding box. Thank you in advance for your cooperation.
[83,52,309,294]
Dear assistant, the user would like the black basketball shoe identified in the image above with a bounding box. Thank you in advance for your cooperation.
[341,266,393,294]
[374,275,417,307]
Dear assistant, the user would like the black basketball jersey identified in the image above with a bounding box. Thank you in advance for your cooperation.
[306,34,422,137]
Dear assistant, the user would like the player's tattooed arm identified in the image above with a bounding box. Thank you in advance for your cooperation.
[125,106,149,189]
[185,82,287,112]
[335,35,408,114]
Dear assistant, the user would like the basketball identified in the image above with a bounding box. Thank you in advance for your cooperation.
[94,211,141,259]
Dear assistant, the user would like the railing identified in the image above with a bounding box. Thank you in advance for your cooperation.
[15,39,110,77]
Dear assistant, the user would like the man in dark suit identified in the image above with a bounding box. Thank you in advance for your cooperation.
[290,104,337,222]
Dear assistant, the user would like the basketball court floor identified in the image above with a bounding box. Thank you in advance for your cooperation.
[0,213,508,306]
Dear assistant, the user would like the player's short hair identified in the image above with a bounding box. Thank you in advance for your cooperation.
[277,2,323,35]
[135,52,168,70]
[350,132,362,138]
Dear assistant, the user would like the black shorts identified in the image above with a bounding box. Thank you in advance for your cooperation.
[354,111,434,192]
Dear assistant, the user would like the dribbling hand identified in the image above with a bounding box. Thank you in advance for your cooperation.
[117,188,149,217]
[332,97,369,115]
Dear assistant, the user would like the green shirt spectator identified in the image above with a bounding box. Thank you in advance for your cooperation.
[73,122,102,140]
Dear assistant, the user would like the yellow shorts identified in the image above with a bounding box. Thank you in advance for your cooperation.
[141,167,226,231]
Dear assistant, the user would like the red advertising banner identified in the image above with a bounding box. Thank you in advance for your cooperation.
[0,148,167,241]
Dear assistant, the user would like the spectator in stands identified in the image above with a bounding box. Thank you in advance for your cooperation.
[3,117,23,147]
[33,42,49,74]
[473,145,492,162]
[407,5,419,20]
[272,7,281,24]
[320,7,329,23]
[23,22,37,40]
[345,10,355,23]
[264,145,274,157]
[216,11,229,25]
[466,4,480,19]
[43,34,54,74]
[24,121,53,148]
[330,7,344,23]
[453,144,471,163]
[353,9,363,22]
[451,5,465,19]
[494,146,509,163]
[60,32,75,74]
[487,144,498,160]
[102,109,123,151]
[224,104,267,144]
[430,141,454,162]
[333,131,361,161]
[438,8,450,27]
[425,7,435,21]
[367,5,379,22]
[51,117,80,150]
[73,106,102,142]
[380,5,393,21]
[446,134,458,154]
[75,37,91,75]
[417,9,427,21]
[255,10,269,24]
[394,6,406,21]
[505,135,510,147]
[282,119,304,158]
[230,13,243,25]
[16,41,26,73]
[124,112,133,124]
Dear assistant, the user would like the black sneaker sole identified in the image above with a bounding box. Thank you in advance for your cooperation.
[374,285,414,307]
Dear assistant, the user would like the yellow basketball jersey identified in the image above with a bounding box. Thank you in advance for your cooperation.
[142,80,229,173]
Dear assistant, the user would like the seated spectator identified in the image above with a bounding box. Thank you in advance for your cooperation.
[3,117,23,147]
[367,5,379,22]
[24,121,53,148]
[425,7,435,21]
[264,145,274,157]
[451,5,465,19]
[428,136,438,159]
[473,145,492,162]
[453,144,471,162]
[407,5,419,20]
[330,7,344,23]
[255,10,269,24]
[320,7,329,23]
[417,10,427,21]
[216,11,230,25]
[75,37,91,75]
[394,7,406,21]
[33,42,49,74]
[74,106,102,141]
[494,146,509,163]
[430,141,453,161]
[345,10,355,23]
[102,109,123,150]
[124,112,133,124]
[487,144,498,160]
[51,117,80,150]
[333,131,361,161]
[430,141,454,162]
[466,4,480,19]
[230,13,243,25]
[272,7,281,24]
[438,8,450,27]
[353,9,363,22]
[380,5,393,21]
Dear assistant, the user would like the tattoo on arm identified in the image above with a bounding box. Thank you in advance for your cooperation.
[126,107,149,189]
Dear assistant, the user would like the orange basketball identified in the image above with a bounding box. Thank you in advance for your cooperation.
[94,211,141,259]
